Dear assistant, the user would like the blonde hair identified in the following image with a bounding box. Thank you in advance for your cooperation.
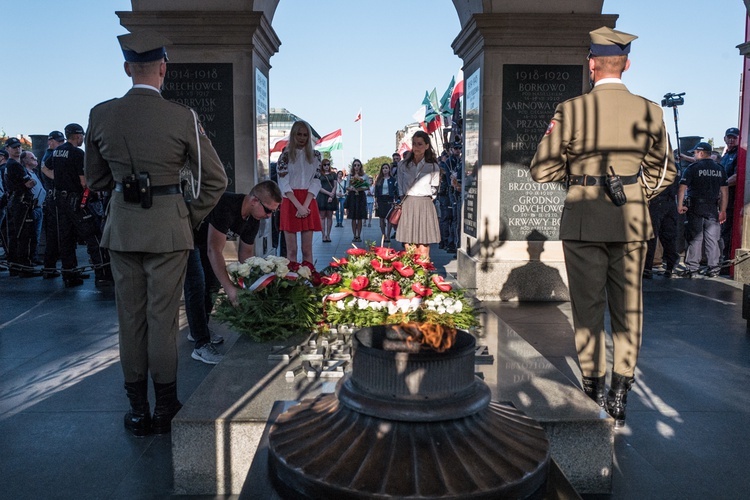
[288,120,315,164]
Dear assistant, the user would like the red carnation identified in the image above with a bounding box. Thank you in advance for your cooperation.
[321,273,341,285]
[431,274,453,292]
[381,280,401,299]
[392,261,415,278]
[371,259,394,273]
[350,276,370,291]
[311,271,323,287]
[412,283,433,297]
[347,248,368,256]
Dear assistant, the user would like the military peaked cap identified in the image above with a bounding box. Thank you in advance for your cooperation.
[118,30,171,63]
[589,26,637,57]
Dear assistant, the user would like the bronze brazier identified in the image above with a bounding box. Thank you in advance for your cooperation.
[268,326,550,499]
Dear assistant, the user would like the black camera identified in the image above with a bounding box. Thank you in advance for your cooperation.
[661,92,685,108]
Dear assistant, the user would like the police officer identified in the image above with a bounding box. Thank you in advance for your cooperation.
[677,142,728,278]
[643,176,679,278]
[530,27,677,427]
[40,131,67,278]
[4,137,42,277]
[436,150,454,250]
[85,30,227,436]
[46,123,111,288]
[719,127,739,265]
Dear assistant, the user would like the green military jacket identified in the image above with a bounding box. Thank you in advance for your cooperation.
[85,88,227,253]
[530,82,677,242]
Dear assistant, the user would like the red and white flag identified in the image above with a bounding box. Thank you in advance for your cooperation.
[354,110,362,122]
[270,135,289,153]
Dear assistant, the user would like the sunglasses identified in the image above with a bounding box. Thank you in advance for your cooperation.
[257,197,277,215]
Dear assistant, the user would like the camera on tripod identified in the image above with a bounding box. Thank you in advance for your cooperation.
[661,92,685,108]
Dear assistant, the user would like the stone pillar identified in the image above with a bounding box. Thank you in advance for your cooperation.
[116,0,280,196]
[117,0,281,255]
[451,11,617,301]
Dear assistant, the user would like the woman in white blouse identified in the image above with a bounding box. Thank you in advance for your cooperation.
[396,130,441,259]
[276,120,322,264]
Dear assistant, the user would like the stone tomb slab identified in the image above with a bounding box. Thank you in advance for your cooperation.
[173,313,612,495]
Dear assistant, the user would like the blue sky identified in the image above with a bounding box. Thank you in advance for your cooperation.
[2,1,746,166]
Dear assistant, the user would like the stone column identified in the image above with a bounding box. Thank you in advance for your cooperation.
[451,11,617,301]
[117,0,281,196]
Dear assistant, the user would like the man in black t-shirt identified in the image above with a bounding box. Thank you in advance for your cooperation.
[186,180,282,364]
[677,142,728,277]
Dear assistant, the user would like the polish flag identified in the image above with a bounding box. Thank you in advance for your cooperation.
[450,70,464,109]
[354,110,362,122]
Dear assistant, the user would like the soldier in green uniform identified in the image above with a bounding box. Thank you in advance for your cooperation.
[530,27,677,428]
[84,30,227,436]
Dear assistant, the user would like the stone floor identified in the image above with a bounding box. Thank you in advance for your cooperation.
[1,217,749,499]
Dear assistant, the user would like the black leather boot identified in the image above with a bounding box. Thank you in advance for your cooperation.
[152,381,183,434]
[606,372,634,428]
[124,381,151,437]
[582,375,606,408]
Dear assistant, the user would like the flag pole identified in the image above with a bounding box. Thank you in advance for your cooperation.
[359,107,363,160]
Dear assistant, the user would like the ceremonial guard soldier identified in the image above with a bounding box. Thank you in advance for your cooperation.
[530,27,677,427]
[85,30,227,436]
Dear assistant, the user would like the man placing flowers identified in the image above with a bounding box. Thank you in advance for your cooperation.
[185,180,282,364]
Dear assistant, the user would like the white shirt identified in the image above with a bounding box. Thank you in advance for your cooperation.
[397,158,440,197]
[276,148,322,198]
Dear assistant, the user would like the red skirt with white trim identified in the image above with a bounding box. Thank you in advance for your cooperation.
[279,189,322,233]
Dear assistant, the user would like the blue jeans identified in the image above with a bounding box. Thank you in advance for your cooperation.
[336,197,346,225]
[183,245,220,348]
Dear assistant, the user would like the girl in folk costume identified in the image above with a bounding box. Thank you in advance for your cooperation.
[396,130,441,259]
[277,120,322,263]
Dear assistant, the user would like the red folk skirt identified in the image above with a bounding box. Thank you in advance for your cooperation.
[279,189,322,233]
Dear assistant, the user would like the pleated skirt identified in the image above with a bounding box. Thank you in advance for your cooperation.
[395,196,440,245]
[280,189,322,232]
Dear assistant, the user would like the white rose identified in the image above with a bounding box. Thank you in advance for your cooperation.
[237,263,251,277]
[434,294,444,304]
[446,305,457,314]
[275,265,290,277]
[455,300,463,313]
[336,300,346,310]
[346,298,356,309]
[297,266,312,279]
[357,298,369,310]
[437,305,447,315]
[227,262,240,274]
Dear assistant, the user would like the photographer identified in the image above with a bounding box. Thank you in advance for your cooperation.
[677,142,728,278]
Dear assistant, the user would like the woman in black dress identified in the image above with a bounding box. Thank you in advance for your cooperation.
[345,159,370,242]
[373,163,398,243]
[315,160,337,242]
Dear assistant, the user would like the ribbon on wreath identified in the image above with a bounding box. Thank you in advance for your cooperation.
[238,272,300,291]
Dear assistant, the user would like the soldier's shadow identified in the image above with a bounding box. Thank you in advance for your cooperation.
[499,235,569,301]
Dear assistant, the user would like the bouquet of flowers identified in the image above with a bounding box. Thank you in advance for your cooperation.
[213,256,322,342]
[319,246,479,349]
[349,176,370,190]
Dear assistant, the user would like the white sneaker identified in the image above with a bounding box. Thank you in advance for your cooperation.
[191,344,224,365]
[187,331,224,344]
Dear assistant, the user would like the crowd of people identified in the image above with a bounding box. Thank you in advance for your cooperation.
[645,128,739,279]
[0,127,113,286]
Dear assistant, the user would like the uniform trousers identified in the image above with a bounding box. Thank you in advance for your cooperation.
[645,200,679,272]
[685,212,721,271]
[563,240,646,378]
[437,194,454,247]
[110,249,188,384]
